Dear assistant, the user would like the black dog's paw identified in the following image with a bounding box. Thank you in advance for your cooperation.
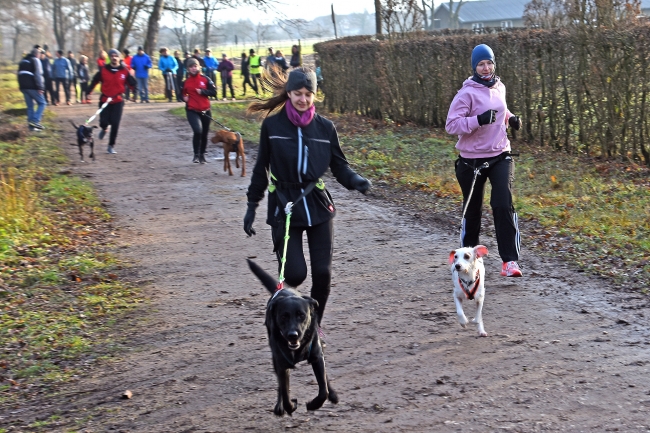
[275,399,298,416]
[306,396,326,411]
[328,388,339,404]
[274,401,284,417]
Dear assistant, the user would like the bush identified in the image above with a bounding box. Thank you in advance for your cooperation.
[315,26,650,165]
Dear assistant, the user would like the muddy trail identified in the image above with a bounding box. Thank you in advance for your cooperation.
[4,102,650,432]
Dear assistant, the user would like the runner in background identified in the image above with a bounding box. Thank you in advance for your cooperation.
[181,58,216,164]
[88,49,137,154]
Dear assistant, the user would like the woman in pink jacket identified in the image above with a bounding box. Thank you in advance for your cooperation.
[445,44,523,277]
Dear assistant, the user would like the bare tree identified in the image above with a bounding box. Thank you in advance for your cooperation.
[143,0,164,54]
[525,0,642,29]
[380,0,424,35]
[524,0,571,28]
[448,0,464,29]
[420,0,436,30]
[277,18,309,40]
[2,0,41,60]
[115,0,148,50]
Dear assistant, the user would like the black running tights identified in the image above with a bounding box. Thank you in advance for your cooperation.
[272,219,334,325]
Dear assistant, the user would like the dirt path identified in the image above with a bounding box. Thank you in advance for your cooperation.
[8,102,650,432]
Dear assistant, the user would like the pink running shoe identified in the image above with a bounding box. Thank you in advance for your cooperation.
[501,261,523,277]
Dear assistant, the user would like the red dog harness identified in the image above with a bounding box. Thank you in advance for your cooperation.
[459,270,481,300]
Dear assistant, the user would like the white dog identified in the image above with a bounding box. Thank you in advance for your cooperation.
[448,245,489,337]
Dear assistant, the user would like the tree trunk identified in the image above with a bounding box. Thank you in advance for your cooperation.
[203,6,209,50]
[144,0,164,55]
[116,0,143,51]
[375,0,382,34]
[52,0,66,50]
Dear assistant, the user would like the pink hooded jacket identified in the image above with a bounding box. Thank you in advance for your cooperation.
[445,77,514,159]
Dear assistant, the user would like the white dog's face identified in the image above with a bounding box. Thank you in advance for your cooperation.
[449,245,488,277]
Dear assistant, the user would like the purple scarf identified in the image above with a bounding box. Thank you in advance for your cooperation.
[285,101,315,128]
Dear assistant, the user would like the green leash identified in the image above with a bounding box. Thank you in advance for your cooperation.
[273,181,318,292]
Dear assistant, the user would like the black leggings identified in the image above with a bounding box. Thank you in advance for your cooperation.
[272,219,334,325]
[242,73,257,94]
[222,76,234,99]
[99,101,124,146]
[455,153,520,262]
[251,73,264,94]
[186,109,210,155]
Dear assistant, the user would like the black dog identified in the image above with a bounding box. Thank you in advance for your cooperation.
[70,120,97,162]
[247,259,338,416]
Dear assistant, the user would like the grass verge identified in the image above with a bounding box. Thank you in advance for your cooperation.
[0,69,144,415]
[196,101,649,289]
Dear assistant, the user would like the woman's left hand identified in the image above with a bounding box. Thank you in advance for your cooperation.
[509,115,522,130]
[351,173,371,194]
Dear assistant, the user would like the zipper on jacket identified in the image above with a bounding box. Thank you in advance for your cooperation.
[297,127,312,226]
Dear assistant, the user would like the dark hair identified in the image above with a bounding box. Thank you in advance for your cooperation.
[247,66,316,117]
[57,49,64,55]
[241,52,247,59]
[123,49,130,55]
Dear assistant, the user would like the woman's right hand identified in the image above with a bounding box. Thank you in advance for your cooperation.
[244,202,258,236]
[477,109,498,126]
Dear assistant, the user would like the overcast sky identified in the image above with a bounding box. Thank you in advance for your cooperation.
[218,0,376,23]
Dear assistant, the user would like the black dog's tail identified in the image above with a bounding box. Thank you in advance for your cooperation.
[247,259,278,295]
[70,120,79,129]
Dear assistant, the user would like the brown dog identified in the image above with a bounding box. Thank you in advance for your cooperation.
[210,129,245,176]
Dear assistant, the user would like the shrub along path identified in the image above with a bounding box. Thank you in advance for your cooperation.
[3,101,649,432]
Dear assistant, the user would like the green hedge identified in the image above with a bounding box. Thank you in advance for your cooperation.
[315,26,650,165]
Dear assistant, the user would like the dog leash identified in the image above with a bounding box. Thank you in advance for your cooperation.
[458,153,512,247]
[275,182,318,292]
[85,97,113,125]
[200,110,236,133]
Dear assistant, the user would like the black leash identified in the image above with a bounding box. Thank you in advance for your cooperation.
[458,153,514,247]
[200,110,236,133]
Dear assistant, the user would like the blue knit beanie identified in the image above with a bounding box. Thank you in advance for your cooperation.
[471,44,495,71]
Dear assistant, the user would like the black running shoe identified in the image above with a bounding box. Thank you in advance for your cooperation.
[193,154,200,163]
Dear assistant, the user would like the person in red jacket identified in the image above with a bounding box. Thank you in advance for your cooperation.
[182,58,217,163]
[122,48,133,101]
[88,49,137,154]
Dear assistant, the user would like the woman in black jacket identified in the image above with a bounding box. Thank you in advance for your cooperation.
[244,67,370,329]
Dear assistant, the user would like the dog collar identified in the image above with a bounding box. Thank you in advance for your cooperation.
[271,282,284,300]
[459,270,480,300]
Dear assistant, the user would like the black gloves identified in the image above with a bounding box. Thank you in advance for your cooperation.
[244,202,258,237]
[477,109,498,126]
[350,173,371,194]
[508,115,522,131]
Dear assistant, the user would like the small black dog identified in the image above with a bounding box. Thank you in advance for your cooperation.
[247,259,338,416]
[70,120,97,162]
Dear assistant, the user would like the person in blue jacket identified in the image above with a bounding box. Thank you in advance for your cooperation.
[158,47,178,102]
[130,46,152,103]
[52,49,74,105]
[203,49,219,99]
